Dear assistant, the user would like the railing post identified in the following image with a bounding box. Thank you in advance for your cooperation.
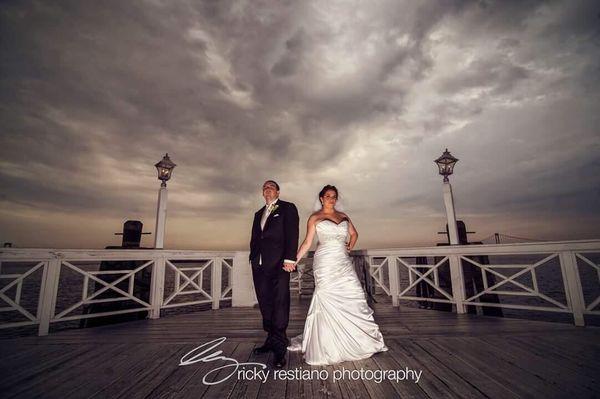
[38,258,61,336]
[448,255,466,314]
[212,257,223,310]
[231,251,258,307]
[388,256,400,307]
[231,251,257,307]
[149,256,165,319]
[559,251,585,326]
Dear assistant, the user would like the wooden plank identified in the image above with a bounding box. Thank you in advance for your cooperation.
[255,351,287,399]
[0,343,67,379]
[370,349,428,399]
[537,333,600,366]
[386,339,461,398]
[139,349,210,398]
[400,340,487,398]
[282,350,314,399]
[153,340,238,399]
[296,352,315,399]
[0,342,53,364]
[413,339,519,399]
[200,342,256,399]
[117,344,201,399]
[351,357,400,399]
[7,343,128,399]
[427,337,563,398]
[333,358,379,399]
[476,335,600,397]
[67,343,158,398]
[87,343,182,398]
[0,344,95,394]
[321,364,343,398]
[508,335,600,381]
[229,344,270,399]
[308,363,329,398]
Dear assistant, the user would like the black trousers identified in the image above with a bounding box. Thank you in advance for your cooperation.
[251,262,290,355]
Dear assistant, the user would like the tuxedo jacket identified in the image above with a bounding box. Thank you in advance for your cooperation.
[250,199,299,268]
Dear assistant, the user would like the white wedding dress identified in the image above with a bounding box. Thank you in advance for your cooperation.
[288,219,388,365]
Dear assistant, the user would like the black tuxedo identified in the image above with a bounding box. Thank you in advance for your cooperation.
[249,199,299,355]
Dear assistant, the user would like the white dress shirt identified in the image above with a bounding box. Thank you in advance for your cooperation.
[260,198,278,230]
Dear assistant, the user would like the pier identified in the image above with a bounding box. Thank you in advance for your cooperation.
[1,240,599,398]
[1,295,599,398]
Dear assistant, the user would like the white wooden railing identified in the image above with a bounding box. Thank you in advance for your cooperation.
[352,239,600,326]
[0,249,237,336]
[1,239,598,336]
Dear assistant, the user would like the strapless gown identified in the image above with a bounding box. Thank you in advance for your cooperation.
[288,220,388,365]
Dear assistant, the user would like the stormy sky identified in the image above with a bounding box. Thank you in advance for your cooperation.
[1,1,599,250]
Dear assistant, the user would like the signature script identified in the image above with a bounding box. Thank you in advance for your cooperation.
[179,337,267,385]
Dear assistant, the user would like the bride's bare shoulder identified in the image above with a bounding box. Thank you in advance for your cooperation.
[308,212,322,224]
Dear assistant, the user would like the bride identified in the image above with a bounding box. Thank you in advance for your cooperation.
[288,185,388,365]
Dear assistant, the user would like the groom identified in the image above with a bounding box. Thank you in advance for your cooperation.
[250,180,299,368]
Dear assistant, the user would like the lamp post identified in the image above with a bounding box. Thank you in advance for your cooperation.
[434,148,467,314]
[153,153,176,249]
[434,149,459,245]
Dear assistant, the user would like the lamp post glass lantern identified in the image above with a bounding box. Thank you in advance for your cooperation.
[434,148,459,182]
[155,153,176,187]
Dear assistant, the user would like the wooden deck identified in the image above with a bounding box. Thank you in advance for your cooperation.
[1,297,599,398]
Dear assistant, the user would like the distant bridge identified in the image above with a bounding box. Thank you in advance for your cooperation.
[480,233,545,244]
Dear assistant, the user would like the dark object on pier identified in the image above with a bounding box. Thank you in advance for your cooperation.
[431,246,454,312]
[428,221,503,316]
[462,242,503,316]
[80,221,152,328]
[114,220,152,247]
[356,256,377,305]
[437,220,472,244]
[416,256,433,308]
[120,220,144,247]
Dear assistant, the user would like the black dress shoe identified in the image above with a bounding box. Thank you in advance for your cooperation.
[274,354,286,369]
[253,345,271,355]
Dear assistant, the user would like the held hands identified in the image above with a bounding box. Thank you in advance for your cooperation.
[283,262,297,273]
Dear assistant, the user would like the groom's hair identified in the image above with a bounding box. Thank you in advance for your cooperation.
[264,180,280,191]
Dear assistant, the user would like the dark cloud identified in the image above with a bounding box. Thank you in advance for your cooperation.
[1,0,599,248]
